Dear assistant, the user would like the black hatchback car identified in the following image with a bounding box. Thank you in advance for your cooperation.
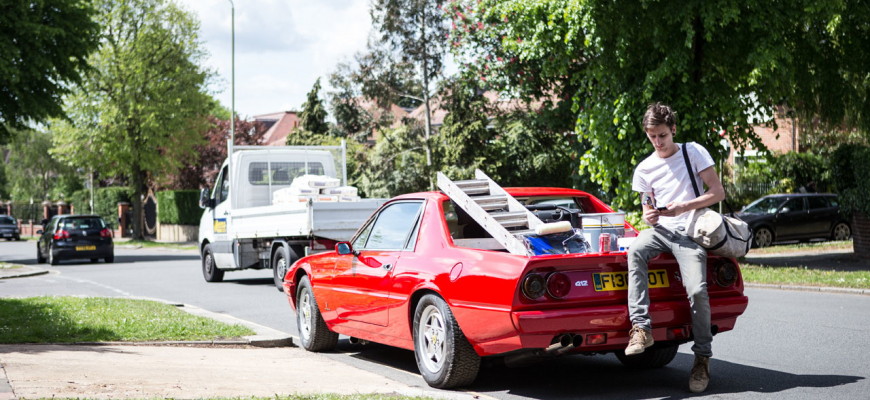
[737,193,851,248]
[36,215,114,265]
[0,215,21,241]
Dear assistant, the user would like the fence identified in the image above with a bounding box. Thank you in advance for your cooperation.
[725,181,781,209]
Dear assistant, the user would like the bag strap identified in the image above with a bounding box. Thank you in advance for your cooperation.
[682,143,739,217]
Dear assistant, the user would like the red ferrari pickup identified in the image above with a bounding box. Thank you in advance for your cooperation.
[282,187,748,388]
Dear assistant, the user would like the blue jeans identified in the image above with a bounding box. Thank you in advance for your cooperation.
[627,226,712,357]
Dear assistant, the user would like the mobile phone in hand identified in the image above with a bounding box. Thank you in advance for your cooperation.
[656,206,668,211]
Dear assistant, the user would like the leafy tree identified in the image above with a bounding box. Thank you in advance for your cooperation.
[297,78,330,136]
[357,123,430,197]
[372,0,450,174]
[0,0,101,142]
[160,115,266,191]
[449,0,870,210]
[0,160,7,199]
[51,0,212,239]
[5,128,80,201]
[434,78,497,180]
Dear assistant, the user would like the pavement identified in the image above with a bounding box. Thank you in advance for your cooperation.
[0,265,478,400]
[1,252,867,399]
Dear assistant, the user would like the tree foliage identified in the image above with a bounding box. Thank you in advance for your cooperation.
[449,0,870,210]
[4,128,81,201]
[0,0,100,142]
[298,78,330,136]
[51,0,212,239]
[160,115,266,191]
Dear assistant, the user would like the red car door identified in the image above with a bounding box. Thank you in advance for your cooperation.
[330,200,424,326]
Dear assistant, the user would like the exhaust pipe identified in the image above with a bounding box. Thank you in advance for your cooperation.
[504,334,580,367]
[348,337,368,345]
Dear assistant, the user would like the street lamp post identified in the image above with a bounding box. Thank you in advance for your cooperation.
[227,0,234,142]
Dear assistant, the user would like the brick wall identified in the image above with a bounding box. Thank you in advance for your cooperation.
[752,115,799,154]
[853,213,870,257]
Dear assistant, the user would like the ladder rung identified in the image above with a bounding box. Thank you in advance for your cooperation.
[490,211,527,221]
[474,195,507,211]
[510,229,535,236]
[454,179,490,195]
[499,219,529,228]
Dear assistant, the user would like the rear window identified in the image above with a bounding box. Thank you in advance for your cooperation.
[248,162,325,185]
[59,218,106,230]
[807,197,829,210]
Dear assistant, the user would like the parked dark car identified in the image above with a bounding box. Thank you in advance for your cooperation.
[0,216,21,241]
[36,215,114,265]
[737,194,851,248]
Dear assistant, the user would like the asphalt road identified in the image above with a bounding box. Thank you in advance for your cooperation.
[2,239,869,400]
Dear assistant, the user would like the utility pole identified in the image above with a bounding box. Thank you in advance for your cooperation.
[227,0,235,143]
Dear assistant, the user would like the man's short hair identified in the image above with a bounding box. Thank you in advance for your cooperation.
[642,102,676,131]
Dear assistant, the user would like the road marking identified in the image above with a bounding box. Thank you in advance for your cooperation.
[54,274,133,297]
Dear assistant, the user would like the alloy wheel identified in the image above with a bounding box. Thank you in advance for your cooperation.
[833,223,851,241]
[299,288,313,342]
[754,228,772,248]
[417,304,447,374]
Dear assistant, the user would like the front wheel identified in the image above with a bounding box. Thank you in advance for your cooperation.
[413,294,480,389]
[615,344,679,368]
[831,222,851,241]
[202,244,224,282]
[753,227,773,248]
[296,275,338,351]
[36,245,45,264]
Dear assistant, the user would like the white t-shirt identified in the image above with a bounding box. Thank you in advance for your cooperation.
[632,142,715,231]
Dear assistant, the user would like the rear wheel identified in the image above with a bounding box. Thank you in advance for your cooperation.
[615,344,679,368]
[91,258,99,263]
[831,222,851,241]
[104,255,114,263]
[296,275,338,351]
[202,244,223,282]
[272,246,298,292]
[413,294,480,389]
[753,227,773,248]
[49,248,59,266]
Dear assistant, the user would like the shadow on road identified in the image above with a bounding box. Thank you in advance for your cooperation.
[742,251,869,271]
[3,254,201,266]
[342,343,862,399]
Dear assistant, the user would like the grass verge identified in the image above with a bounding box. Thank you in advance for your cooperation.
[0,262,22,269]
[741,263,870,289]
[122,240,198,251]
[0,296,255,344]
[747,240,853,255]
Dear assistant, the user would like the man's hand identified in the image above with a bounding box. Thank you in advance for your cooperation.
[642,207,661,226]
[660,201,689,217]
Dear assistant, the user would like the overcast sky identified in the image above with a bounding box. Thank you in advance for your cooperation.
[175,0,372,117]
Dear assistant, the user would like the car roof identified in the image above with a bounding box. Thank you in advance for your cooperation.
[392,187,595,202]
[54,214,104,219]
[764,193,836,198]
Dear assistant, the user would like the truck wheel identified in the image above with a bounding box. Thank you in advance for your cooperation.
[615,344,679,368]
[273,246,299,292]
[202,244,224,282]
[413,294,480,389]
[296,275,338,351]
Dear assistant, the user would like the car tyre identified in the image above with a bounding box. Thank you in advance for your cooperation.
[36,246,45,264]
[615,344,679,368]
[273,246,298,292]
[296,275,338,351]
[831,222,851,241]
[413,294,480,389]
[753,227,773,248]
[202,244,224,282]
[91,258,99,263]
[49,248,59,266]
[105,255,114,263]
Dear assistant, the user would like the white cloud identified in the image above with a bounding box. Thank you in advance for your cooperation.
[175,0,371,117]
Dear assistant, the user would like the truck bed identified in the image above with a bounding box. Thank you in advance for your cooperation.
[230,199,388,241]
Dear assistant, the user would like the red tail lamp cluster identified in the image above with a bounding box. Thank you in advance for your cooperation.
[53,230,70,240]
[522,272,572,300]
[714,261,739,287]
[100,228,112,238]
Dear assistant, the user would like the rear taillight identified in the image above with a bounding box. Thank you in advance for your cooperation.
[546,272,571,299]
[714,261,738,287]
[100,228,112,238]
[521,273,546,300]
[54,230,70,240]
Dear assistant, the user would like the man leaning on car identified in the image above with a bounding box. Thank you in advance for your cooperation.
[628,103,726,393]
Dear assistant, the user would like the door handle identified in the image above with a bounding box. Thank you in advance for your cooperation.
[382,263,392,270]
[223,211,229,216]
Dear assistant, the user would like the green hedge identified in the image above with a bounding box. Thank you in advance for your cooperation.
[68,187,131,229]
[831,144,870,217]
[156,190,201,225]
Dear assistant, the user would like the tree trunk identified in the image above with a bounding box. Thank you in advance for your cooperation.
[853,212,870,259]
[131,160,144,240]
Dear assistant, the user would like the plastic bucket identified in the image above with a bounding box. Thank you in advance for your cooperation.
[579,213,625,252]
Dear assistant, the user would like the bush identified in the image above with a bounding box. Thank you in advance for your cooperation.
[94,187,132,229]
[69,189,90,214]
[831,144,870,217]
[156,190,201,225]
[771,152,831,193]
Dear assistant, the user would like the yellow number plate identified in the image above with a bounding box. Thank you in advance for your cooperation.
[75,245,96,251]
[593,270,669,291]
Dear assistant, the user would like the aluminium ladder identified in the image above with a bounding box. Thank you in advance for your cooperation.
[436,169,544,256]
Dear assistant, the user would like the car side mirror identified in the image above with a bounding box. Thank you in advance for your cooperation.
[336,242,354,256]
[779,207,791,214]
[199,188,214,209]
[36,230,43,235]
